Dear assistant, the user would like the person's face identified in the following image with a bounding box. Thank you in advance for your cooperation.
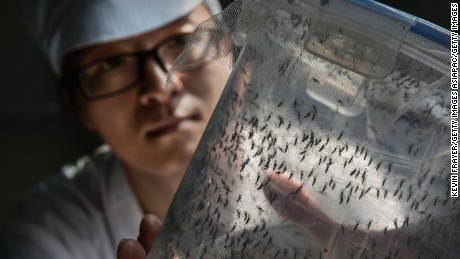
[64,5,231,178]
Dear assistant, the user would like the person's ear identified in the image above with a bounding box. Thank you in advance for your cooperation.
[60,67,98,130]
[79,112,96,130]
[70,93,96,130]
[62,86,96,131]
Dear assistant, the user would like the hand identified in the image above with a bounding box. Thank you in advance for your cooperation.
[262,171,458,258]
[262,171,338,246]
[117,214,162,259]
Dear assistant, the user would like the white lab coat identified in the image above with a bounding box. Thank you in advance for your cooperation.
[2,145,144,259]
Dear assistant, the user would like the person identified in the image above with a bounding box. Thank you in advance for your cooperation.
[1,0,231,258]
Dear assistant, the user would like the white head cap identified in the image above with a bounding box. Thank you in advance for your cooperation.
[22,0,222,74]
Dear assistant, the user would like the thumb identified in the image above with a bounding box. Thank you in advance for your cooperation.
[138,214,162,255]
[117,239,146,259]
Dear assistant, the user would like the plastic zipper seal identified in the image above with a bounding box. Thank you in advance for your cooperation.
[352,0,450,48]
[305,0,411,79]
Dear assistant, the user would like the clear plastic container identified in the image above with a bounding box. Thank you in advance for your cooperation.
[149,0,456,258]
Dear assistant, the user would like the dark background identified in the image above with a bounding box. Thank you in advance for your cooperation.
[0,0,451,228]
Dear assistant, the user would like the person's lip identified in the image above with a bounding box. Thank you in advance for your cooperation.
[144,115,200,138]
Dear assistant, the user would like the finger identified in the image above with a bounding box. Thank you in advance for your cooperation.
[138,214,162,254]
[117,239,146,259]
[263,171,338,245]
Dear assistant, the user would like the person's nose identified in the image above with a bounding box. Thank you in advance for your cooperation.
[138,58,184,107]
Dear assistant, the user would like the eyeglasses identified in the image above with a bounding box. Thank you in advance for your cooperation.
[63,31,227,100]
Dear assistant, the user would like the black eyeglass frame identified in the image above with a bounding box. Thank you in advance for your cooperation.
[61,33,196,101]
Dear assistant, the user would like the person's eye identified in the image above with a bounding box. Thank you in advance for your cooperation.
[166,34,191,50]
[81,56,131,83]
[99,57,126,72]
